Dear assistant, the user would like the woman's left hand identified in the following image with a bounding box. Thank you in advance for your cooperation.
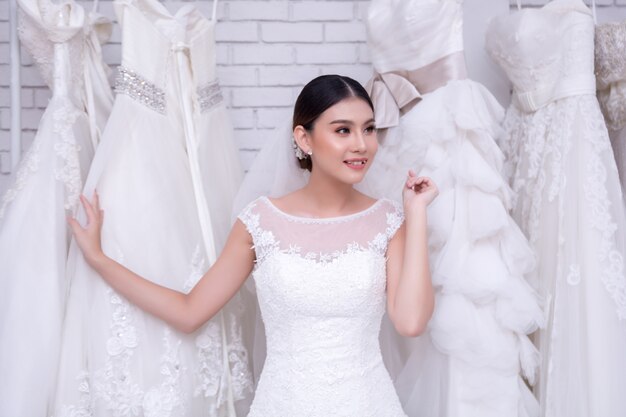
[403,170,438,211]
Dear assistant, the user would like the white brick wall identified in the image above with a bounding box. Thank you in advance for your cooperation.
[2,0,626,197]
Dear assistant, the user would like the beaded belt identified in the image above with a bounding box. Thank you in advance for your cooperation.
[114,66,223,115]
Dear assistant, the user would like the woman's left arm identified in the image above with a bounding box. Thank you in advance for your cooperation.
[386,171,438,337]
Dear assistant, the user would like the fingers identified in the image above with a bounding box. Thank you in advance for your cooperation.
[66,216,82,234]
[82,192,106,225]
[406,174,428,189]
[80,194,96,224]
[93,190,100,213]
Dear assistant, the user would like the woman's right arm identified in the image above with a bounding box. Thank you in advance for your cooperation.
[69,193,255,334]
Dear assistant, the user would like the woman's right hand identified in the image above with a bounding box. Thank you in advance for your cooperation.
[67,192,105,265]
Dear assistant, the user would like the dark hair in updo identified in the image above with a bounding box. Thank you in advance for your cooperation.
[293,75,374,171]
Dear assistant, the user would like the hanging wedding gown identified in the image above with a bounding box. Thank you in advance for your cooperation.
[364,0,542,417]
[360,1,544,416]
[486,1,626,416]
[596,20,626,196]
[0,0,113,415]
[53,0,252,415]
[237,196,407,417]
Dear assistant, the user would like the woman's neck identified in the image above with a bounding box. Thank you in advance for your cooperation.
[299,171,363,215]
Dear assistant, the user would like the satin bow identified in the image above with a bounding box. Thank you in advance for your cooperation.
[365,72,422,129]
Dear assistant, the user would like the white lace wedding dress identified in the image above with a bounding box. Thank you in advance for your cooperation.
[596,20,626,197]
[361,1,544,416]
[53,0,251,415]
[237,196,406,417]
[487,1,626,416]
[0,0,113,415]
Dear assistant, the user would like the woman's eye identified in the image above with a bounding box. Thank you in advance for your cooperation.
[336,127,350,134]
[365,125,376,134]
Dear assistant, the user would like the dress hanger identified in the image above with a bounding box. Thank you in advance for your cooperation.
[516,0,521,11]
[92,0,99,13]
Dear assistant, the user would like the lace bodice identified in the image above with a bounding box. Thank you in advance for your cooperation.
[238,197,407,417]
[596,20,626,130]
[486,0,596,112]
[366,0,463,73]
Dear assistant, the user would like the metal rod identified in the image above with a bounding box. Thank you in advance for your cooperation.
[9,0,22,169]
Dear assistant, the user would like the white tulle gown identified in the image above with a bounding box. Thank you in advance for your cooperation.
[487,1,626,416]
[53,0,252,415]
[360,1,544,416]
[0,0,113,415]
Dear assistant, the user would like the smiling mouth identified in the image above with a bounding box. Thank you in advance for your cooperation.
[344,159,368,168]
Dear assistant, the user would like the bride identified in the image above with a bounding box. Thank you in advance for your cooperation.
[68,74,438,416]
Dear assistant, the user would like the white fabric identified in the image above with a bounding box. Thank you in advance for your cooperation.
[362,1,544,416]
[53,0,252,415]
[366,0,464,73]
[596,20,626,197]
[238,196,406,417]
[0,0,113,415]
[487,1,626,416]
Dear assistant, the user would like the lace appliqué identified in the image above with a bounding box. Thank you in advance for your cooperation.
[503,96,626,320]
[0,141,41,219]
[142,329,186,417]
[59,372,93,417]
[238,202,279,264]
[115,66,166,114]
[596,22,626,131]
[52,98,84,211]
[197,81,223,113]
[90,290,144,415]
[239,199,404,265]
[183,245,253,405]
[0,96,84,217]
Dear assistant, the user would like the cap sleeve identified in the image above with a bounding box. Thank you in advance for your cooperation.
[236,197,278,264]
[385,199,404,242]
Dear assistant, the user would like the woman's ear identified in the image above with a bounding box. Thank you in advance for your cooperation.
[293,125,312,155]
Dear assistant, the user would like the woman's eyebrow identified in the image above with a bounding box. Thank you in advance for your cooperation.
[329,118,375,125]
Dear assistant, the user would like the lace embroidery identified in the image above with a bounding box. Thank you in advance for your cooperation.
[596,21,626,131]
[239,197,406,416]
[142,329,185,417]
[115,66,166,114]
[91,290,144,415]
[503,96,626,320]
[182,244,253,404]
[566,264,581,286]
[0,141,41,219]
[58,372,93,417]
[197,81,223,113]
[224,304,253,400]
[239,198,404,265]
[194,322,223,399]
[52,98,84,211]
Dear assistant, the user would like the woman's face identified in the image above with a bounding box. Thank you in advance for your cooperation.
[295,96,378,185]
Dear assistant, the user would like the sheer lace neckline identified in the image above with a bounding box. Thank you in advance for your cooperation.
[261,196,385,223]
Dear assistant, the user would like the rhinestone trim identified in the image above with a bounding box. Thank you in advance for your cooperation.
[115,67,166,114]
[197,81,223,113]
